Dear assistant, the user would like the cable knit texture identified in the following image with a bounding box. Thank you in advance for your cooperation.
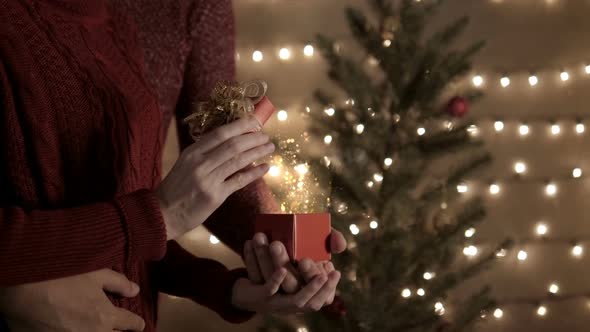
[0,0,279,330]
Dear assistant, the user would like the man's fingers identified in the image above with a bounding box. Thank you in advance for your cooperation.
[244,240,263,283]
[330,228,347,254]
[264,268,288,296]
[298,258,321,283]
[269,241,299,293]
[97,269,139,298]
[252,233,275,281]
[292,273,328,309]
[194,115,262,154]
[110,307,146,331]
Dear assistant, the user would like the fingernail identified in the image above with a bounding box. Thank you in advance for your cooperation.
[270,242,282,255]
[255,233,268,245]
[131,283,140,293]
[300,259,311,271]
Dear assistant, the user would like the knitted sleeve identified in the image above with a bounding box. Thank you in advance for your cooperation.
[0,61,168,286]
[154,241,255,324]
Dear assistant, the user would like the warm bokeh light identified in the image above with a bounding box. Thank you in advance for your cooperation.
[517,250,528,261]
[463,245,478,256]
[355,124,365,134]
[545,183,557,196]
[303,44,314,57]
[493,308,503,319]
[277,110,288,121]
[472,75,484,87]
[573,168,583,178]
[560,71,570,81]
[252,50,263,62]
[572,244,584,257]
[514,162,527,174]
[500,76,510,88]
[401,288,412,298]
[536,223,548,236]
[278,47,291,60]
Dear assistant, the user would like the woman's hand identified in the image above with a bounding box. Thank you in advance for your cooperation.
[244,230,346,297]
[0,269,145,332]
[231,264,341,314]
[157,116,274,240]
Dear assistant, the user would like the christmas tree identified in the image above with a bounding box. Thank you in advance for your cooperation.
[263,0,510,331]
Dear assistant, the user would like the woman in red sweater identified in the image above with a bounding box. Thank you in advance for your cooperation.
[0,0,345,331]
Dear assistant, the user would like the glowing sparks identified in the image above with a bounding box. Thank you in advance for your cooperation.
[266,140,327,214]
[294,163,309,176]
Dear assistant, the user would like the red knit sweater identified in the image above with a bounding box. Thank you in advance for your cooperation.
[0,0,279,330]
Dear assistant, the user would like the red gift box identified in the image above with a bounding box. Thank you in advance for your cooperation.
[255,213,331,262]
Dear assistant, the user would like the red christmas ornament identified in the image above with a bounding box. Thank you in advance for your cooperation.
[445,96,469,118]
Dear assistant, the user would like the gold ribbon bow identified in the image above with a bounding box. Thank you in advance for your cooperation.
[183,80,268,137]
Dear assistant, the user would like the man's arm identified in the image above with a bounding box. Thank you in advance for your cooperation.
[172,0,281,253]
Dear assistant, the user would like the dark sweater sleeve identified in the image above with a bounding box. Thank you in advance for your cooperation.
[154,241,255,324]
[0,189,167,286]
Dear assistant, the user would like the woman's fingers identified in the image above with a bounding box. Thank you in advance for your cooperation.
[330,228,347,254]
[244,240,264,283]
[97,269,140,298]
[264,268,288,296]
[214,141,274,181]
[305,270,341,310]
[291,273,328,309]
[323,262,336,304]
[194,116,262,154]
[252,233,275,281]
[203,132,270,173]
[110,307,146,331]
[224,163,270,194]
[298,258,322,284]
[269,241,300,293]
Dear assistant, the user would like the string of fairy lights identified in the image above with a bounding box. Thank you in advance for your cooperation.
[236,39,590,82]
[238,43,590,90]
